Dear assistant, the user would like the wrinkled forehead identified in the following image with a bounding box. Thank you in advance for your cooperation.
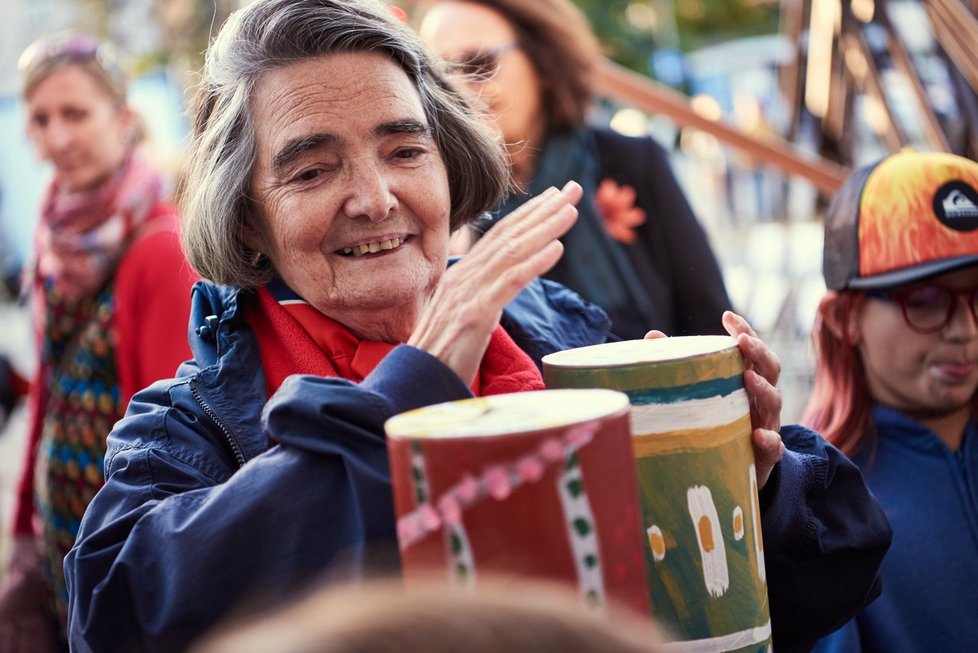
[249,53,432,167]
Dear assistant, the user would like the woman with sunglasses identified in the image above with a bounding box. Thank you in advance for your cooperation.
[804,150,978,652]
[0,33,197,650]
[417,0,732,340]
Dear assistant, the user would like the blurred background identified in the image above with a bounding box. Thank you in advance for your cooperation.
[1,0,976,546]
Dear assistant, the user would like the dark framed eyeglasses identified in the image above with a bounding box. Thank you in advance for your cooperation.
[866,283,978,333]
[445,42,519,82]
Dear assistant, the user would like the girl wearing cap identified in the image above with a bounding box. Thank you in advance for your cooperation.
[805,150,978,652]
[0,32,197,649]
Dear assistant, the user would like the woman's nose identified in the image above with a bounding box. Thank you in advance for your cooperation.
[342,158,397,222]
[40,117,74,154]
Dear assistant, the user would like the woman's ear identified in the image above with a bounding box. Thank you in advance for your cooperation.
[240,213,267,263]
[818,291,862,344]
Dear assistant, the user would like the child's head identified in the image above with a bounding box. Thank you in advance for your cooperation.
[191,576,663,653]
[805,150,978,452]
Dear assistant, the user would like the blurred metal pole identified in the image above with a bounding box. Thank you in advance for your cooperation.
[778,0,809,144]
[879,0,952,152]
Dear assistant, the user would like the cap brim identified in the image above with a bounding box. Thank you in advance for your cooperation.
[847,254,978,289]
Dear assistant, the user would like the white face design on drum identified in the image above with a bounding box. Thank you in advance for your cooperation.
[248,52,452,342]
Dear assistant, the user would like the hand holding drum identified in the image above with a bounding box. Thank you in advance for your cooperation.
[543,318,778,650]
[647,311,785,489]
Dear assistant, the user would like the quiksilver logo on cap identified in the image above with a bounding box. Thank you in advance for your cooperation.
[933,181,978,231]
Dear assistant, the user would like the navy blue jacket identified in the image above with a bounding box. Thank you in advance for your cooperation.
[813,407,978,653]
[65,279,890,653]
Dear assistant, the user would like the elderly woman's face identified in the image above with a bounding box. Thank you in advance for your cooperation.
[249,53,452,338]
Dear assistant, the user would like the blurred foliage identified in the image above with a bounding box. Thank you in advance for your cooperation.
[576,0,656,75]
[71,0,237,80]
[671,0,780,51]
[155,0,238,74]
[73,0,779,85]
[575,0,780,79]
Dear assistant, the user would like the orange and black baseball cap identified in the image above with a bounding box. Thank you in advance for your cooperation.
[823,150,978,290]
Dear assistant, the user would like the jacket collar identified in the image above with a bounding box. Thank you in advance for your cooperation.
[183,275,610,463]
[187,282,270,463]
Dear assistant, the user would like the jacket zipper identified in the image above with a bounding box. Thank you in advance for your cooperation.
[190,380,247,467]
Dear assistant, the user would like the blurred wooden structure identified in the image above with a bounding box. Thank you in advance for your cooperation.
[594,60,850,196]
[596,0,978,195]
[403,0,851,196]
[779,0,978,165]
[404,0,978,197]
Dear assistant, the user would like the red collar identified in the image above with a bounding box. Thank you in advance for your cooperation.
[244,285,544,397]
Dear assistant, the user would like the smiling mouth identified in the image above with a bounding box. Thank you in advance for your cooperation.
[338,236,408,257]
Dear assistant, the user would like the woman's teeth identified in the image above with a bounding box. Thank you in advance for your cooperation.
[341,237,406,257]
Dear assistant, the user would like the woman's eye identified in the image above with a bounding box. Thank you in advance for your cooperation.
[294,168,322,182]
[904,286,944,308]
[394,147,422,160]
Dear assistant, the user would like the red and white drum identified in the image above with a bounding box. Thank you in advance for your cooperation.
[385,388,650,615]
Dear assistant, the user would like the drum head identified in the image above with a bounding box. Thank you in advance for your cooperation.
[385,388,629,440]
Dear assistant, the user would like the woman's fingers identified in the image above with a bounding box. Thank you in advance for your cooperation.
[745,368,782,433]
[409,182,582,384]
[722,310,782,436]
[474,181,582,252]
[454,181,581,309]
[723,310,780,386]
[722,310,758,339]
[752,427,785,490]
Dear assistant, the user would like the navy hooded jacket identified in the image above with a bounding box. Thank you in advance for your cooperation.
[65,278,891,653]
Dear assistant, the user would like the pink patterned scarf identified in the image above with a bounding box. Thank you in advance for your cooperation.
[32,153,164,300]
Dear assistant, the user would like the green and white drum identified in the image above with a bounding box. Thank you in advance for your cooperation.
[543,336,771,652]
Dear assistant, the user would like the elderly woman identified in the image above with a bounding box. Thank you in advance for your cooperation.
[65,2,889,652]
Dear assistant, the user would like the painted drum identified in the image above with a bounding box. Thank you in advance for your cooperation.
[385,389,650,615]
[543,336,771,653]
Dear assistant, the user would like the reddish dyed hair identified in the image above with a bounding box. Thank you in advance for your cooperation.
[801,291,876,457]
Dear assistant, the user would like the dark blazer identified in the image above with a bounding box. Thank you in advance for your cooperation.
[591,126,733,337]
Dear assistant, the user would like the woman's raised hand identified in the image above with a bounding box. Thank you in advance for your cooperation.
[408,181,583,384]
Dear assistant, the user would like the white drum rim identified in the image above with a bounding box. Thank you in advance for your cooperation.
[385,388,630,439]
[542,335,738,370]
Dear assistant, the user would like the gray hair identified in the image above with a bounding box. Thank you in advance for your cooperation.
[179,0,510,288]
